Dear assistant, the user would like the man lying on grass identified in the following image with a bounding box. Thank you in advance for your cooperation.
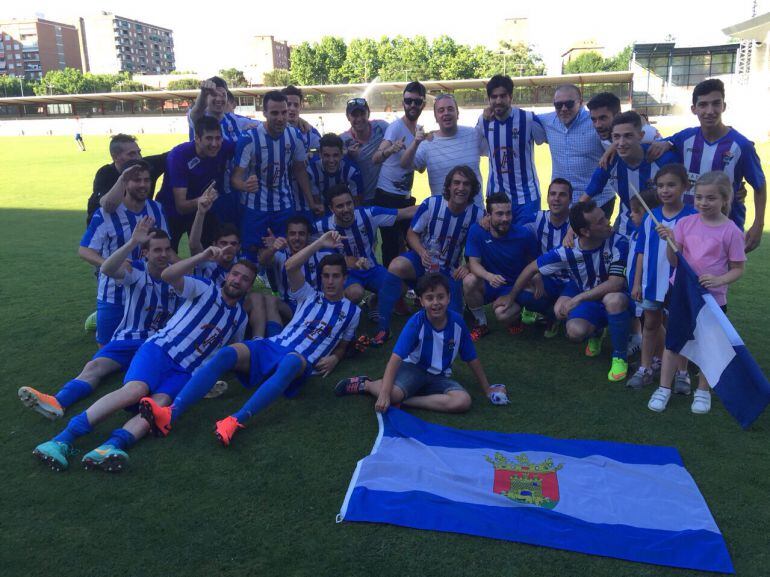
[335,272,509,412]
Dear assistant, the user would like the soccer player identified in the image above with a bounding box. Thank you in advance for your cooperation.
[80,159,169,348]
[582,111,679,238]
[31,248,256,471]
[232,90,322,257]
[373,81,426,268]
[373,166,483,345]
[462,192,542,340]
[652,79,766,251]
[307,133,364,207]
[336,273,508,413]
[400,93,486,209]
[88,134,167,224]
[341,97,389,204]
[504,200,631,382]
[315,183,416,306]
[156,116,237,252]
[477,74,546,225]
[19,219,180,420]
[188,76,254,143]
[139,230,361,447]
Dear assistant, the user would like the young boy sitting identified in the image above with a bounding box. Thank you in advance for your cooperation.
[335,273,508,413]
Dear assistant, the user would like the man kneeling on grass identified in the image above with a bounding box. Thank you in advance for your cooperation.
[335,273,509,412]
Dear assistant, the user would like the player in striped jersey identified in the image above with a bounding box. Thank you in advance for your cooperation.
[373,166,483,345]
[477,74,546,225]
[80,159,170,348]
[31,245,255,472]
[20,220,181,422]
[283,85,322,221]
[505,200,632,382]
[139,230,361,447]
[651,79,766,251]
[583,111,679,238]
[315,183,417,305]
[232,91,322,257]
[336,273,506,412]
[463,193,542,340]
[188,77,255,144]
[307,133,364,208]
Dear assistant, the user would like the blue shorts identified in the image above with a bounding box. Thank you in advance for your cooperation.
[123,342,191,398]
[402,250,438,279]
[92,338,144,370]
[241,207,294,254]
[346,264,388,291]
[238,339,308,398]
[401,251,463,312]
[561,283,608,329]
[484,282,513,304]
[729,201,746,231]
[394,362,466,400]
[96,300,124,345]
[542,276,568,300]
[512,199,540,226]
[639,299,664,312]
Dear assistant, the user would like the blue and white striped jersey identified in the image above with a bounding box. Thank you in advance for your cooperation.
[269,282,360,370]
[669,127,766,202]
[525,210,570,256]
[586,145,679,237]
[148,277,248,372]
[111,260,183,342]
[411,196,482,271]
[635,205,697,302]
[268,249,327,306]
[307,156,363,202]
[187,111,256,143]
[80,201,168,305]
[393,309,477,377]
[235,124,307,212]
[537,233,629,292]
[476,109,546,205]
[193,261,233,288]
[314,207,397,265]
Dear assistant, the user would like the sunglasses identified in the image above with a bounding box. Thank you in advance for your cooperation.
[347,98,367,107]
[554,100,576,110]
[403,97,424,107]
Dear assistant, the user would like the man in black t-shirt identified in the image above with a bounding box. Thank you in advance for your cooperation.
[87,134,167,224]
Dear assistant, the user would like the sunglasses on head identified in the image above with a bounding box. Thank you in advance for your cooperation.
[403,97,424,107]
[347,98,367,107]
[554,100,576,110]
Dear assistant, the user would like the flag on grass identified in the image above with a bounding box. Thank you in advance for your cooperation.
[666,253,770,429]
[338,409,733,574]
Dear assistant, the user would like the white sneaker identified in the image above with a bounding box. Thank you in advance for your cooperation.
[627,333,642,357]
[691,390,711,414]
[648,387,672,412]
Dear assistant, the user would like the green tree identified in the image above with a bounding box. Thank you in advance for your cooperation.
[317,36,347,84]
[0,75,37,96]
[219,67,248,87]
[488,42,546,77]
[167,78,201,90]
[290,41,320,85]
[340,38,380,83]
[562,45,632,74]
[263,68,291,87]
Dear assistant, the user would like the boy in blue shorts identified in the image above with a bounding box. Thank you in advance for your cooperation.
[139,230,361,447]
[31,246,256,472]
[20,219,181,420]
[336,273,508,413]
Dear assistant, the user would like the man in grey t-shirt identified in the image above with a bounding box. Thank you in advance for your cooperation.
[372,81,426,267]
[340,98,389,205]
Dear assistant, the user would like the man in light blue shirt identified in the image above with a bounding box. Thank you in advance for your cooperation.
[538,84,613,208]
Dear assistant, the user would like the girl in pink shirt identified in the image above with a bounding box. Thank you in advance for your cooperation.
[648,171,746,415]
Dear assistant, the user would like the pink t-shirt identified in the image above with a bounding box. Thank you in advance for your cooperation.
[673,214,746,306]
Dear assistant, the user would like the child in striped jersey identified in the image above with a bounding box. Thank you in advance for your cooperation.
[336,273,507,412]
[19,220,181,422]
[628,166,696,390]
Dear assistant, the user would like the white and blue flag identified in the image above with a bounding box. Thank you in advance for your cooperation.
[339,409,734,574]
[666,254,770,429]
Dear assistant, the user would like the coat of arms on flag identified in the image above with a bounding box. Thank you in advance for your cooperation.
[338,409,734,574]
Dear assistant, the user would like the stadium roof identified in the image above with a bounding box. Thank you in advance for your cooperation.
[0,72,633,107]
[722,11,770,41]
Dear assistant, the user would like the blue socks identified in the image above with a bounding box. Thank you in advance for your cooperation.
[448,278,464,314]
[104,428,136,450]
[172,346,238,420]
[266,321,283,338]
[55,379,93,408]
[377,272,403,332]
[608,309,630,360]
[233,354,304,424]
[53,411,92,445]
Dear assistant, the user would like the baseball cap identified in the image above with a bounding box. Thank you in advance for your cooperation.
[346,97,369,114]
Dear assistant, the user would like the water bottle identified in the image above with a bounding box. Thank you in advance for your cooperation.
[427,239,441,274]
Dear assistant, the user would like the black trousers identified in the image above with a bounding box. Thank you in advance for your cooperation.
[374,188,415,269]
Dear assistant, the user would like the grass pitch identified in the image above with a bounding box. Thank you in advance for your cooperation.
[1,133,769,577]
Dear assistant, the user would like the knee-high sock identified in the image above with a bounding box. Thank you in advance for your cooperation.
[377,272,403,332]
[55,379,93,408]
[53,411,92,445]
[103,428,136,451]
[608,309,631,360]
[448,277,463,314]
[172,346,238,420]
[232,354,304,424]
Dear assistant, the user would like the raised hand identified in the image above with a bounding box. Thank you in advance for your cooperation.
[319,230,345,250]
[131,215,156,244]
